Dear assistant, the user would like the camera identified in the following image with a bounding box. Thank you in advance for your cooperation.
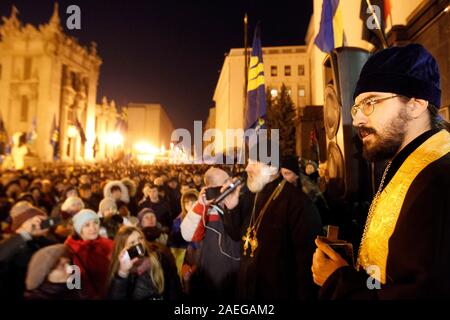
[205,186,222,200]
[40,216,62,229]
[127,243,145,260]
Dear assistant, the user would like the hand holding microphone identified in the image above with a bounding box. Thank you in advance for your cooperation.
[217,175,245,209]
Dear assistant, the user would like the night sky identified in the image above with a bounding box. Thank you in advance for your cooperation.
[0,0,313,133]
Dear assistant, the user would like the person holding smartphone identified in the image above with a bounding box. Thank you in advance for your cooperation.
[180,167,241,300]
[106,226,165,300]
[0,204,56,300]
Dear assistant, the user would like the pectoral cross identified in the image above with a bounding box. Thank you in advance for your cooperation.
[249,233,258,258]
[242,227,252,256]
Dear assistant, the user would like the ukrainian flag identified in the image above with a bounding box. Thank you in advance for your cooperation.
[314,0,344,53]
[50,114,60,160]
[244,24,266,130]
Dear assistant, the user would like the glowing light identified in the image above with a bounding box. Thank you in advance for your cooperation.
[67,125,78,138]
[104,132,124,146]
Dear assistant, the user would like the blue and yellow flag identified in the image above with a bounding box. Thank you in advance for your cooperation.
[0,113,9,155]
[244,24,266,130]
[75,116,87,145]
[26,116,38,143]
[50,114,60,160]
[314,0,344,53]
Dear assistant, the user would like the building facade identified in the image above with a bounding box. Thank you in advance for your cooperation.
[213,45,310,153]
[126,103,174,157]
[0,5,101,163]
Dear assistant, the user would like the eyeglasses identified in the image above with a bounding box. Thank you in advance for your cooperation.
[351,94,401,118]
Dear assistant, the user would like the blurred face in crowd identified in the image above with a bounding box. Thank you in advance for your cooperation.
[69,177,77,185]
[66,189,78,198]
[205,168,229,188]
[91,183,100,194]
[80,219,100,241]
[193,175,202,186]
[353,92,412,162]
[125,231,145,250]
[281,168,298,185]
[41,181,52,193]
[31,188,41,201]
[111,189,122,201]
[69,201,84,214]
[305,164,316,176]
[147,187,159,203]
[6,184,22,199]
[245,160,275,193]
[168,180,178,190]
[79,188,92,200]
[55,182,65,194]
[19,178,29,190]
[183,199,195,213]
[141,212,157,228]
[47,257,72,284]
[180,185,189,194]
[102,206,117,218]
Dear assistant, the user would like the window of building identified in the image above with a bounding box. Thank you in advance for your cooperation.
[20,96,29,122]
[271,66,277,77]
[286,86,292,96]
[271,89,278,98]
[298,65,305,76]
[285,65,291,76]
[24,57,32,80]
[298,86,306,97]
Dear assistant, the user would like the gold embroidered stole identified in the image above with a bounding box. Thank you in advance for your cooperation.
[358,130,450,284]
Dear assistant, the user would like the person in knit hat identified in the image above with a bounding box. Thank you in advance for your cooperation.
[61,196,85,218]
[98,197,118,218]
[137,207,168,245]
[312,44,450,299]
[24,244,81,300]
[280,155,301,187]
[65,209,113,299]
[0,205,56,300]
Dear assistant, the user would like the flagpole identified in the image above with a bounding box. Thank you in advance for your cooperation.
[365,0,389,48]
[244,13,249,106]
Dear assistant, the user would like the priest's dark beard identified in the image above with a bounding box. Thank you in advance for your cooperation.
[362,108,412,162]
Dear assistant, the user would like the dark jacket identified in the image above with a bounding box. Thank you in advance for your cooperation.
[24,281,82,300]
[108,272,161,300]
[138,199,173,230]
[148,242,183,300]
[0,233,55,300]
[223,176,322,300]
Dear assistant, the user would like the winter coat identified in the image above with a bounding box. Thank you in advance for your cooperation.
[24,281,82,300]
[65,235,113,299]
[0,233,56,300]
[108,272,161,300]
[103,181,129,204]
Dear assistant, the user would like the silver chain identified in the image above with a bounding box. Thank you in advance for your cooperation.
[356,161,392,268]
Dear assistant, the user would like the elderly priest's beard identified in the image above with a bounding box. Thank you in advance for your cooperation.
[247,170,273,193]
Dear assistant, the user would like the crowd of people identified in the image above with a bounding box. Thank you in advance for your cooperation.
[0,160,326,300]
[1,44,449,301]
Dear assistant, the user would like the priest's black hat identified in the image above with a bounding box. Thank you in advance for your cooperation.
[354,44,441,107]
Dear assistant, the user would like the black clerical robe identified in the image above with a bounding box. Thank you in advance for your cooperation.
[223,176,322,300]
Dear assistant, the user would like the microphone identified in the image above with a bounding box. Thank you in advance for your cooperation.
[212,172,247,205]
